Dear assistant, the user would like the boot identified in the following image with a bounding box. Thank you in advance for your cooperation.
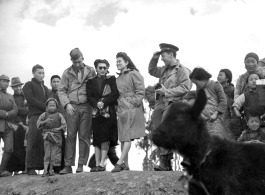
[0,152,11,175]
[76,164,83,173]
[154,155,169,171]
[59,166,73,175]
[167,153,174,171]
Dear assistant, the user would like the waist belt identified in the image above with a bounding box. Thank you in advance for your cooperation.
[120,92,135,98]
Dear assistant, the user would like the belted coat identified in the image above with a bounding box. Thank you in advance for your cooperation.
[116,69,146,142]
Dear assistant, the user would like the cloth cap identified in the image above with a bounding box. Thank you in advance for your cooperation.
[11,77,24,87]
[0,74,10,81]
[32,64,44,73]
[244,52,259,62]
[158,43,179,54]
[70,48,83,60]
[46,98,58,107]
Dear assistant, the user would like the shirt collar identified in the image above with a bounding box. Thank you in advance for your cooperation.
[32,78,44,85]
[165,59,180,69]
[117,68,132,76]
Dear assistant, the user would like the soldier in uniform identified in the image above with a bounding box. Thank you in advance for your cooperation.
[58,48,96,174]
[149,43,192,171]
[0,75,18,177]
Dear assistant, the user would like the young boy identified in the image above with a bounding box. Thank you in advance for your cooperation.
[37,98,66,177]
[232,73,260,117]
[237,108,265,143]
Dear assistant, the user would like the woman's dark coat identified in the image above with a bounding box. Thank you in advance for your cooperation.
[86,75,119,147]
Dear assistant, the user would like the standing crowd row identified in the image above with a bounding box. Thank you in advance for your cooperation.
[0,44,265,176]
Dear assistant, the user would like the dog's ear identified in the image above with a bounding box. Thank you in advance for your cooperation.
[191,89,207,120]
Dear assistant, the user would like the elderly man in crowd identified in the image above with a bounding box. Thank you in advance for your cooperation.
[6,77,28,175]
[0,75,18,177]
[58,48,96,174]
[23,65,50,175]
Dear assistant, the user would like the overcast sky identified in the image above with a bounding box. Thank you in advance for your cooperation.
[1,0,265,170]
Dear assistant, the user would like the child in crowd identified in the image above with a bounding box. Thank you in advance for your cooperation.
[217,69,234,116]
[217,69,236,141]
[237,108,265,143]
[37,98,66,177]
[232,73,260,117]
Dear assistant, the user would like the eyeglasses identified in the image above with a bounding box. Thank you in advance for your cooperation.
[98,67,107,70]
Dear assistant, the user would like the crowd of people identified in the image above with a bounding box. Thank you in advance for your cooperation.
[0,44,265,177]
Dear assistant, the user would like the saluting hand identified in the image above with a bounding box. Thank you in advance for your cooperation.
[66,103,75,116]
[153,51,160,59]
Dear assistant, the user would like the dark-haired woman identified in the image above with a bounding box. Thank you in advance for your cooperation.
[190,67,227,138]
[86,59,119,172]
[234,52,259,101]
[111,52,145,173]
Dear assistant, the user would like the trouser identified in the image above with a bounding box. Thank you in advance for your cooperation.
[151,103,173,156]
[0,124,13,173]
[64,103,92,166]
[0,125,13,153]
[88,146,119,168]
[26,115,44,170]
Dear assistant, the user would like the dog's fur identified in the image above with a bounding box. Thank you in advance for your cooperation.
[152,89,265,195]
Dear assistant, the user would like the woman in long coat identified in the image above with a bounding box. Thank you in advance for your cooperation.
[111,52,145,173]
[86,59,119,172]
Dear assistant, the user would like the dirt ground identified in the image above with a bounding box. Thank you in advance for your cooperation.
[0,171,188,195]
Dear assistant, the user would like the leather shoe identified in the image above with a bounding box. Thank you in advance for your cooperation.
[27,170,38,175]
[0,171,12,177]
[76,164,83,173]
[97,166,105,172]
[90,166,98,172]
[121,163,130,171]
[59,166,73,175]
[111,164,123,173]
[154,165,169,171]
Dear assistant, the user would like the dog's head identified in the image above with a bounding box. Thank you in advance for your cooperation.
[151,89,210,156]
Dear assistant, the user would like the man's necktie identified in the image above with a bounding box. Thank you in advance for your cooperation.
[77,70,82,82]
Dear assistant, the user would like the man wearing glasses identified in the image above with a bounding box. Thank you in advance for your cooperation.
[58,48,96,174]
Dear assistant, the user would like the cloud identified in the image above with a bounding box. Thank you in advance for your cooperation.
[34,8,70,26]
[190,7,198,16]
[85,1,128,29]
[18,0,71,26]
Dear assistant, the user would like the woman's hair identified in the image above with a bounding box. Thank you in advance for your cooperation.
[189,67,212,81]
[116,52,139,71]
[93,59,110,69]
[219,69,232,84]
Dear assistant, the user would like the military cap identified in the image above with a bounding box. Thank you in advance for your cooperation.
[70,48,83,61]
[11,77,24,87]
[158,43,179,54]
[0,74,10,81]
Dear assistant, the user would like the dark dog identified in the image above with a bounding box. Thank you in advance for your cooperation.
[152,89,265,195]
